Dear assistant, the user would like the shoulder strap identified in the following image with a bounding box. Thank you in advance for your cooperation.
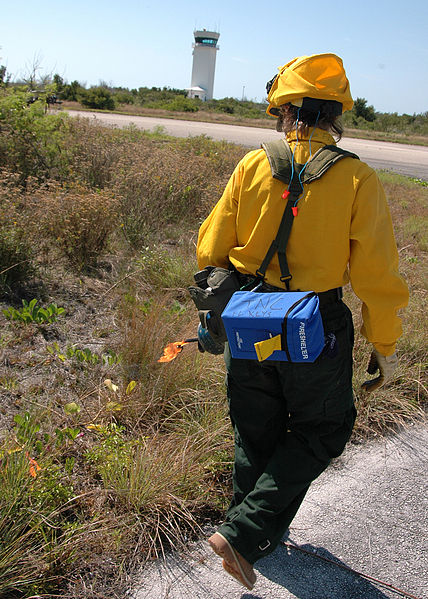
[256,193,296,288]
[261,139,359,185]
[261,139,294,185]
[258,139,359,289]
[303,144,359,182]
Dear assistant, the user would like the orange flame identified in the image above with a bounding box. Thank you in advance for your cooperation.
[157,341,189,363]
[26,452,41,478]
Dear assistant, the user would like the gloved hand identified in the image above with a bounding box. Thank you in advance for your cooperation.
[361,349,398,393]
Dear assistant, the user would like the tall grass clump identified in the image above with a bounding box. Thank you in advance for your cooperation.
[0,413,104,598]
[29,181,120,270]
[0,171,36,296]
[109,131,244,248]
[137,242,197,290]
[118,289,221,419]
[64,118,126,189]
[84,427,207,558]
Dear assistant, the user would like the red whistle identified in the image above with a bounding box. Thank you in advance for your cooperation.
[292,206,298,217]
[282,190,290,199]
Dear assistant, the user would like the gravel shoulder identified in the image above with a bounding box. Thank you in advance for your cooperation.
[131,425,427,599]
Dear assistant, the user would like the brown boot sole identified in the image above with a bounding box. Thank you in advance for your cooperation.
[208,532,256,590]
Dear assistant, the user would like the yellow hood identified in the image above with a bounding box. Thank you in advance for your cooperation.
[266,53,353,116]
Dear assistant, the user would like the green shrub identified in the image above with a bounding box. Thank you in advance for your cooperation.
[137,86,188,106]
[200,97,268,119]
[342,101,428,137]
[61,79,86,101]
[79,86,115,110]
[0,88,70,183]
[146,96,199,112]
[353,97,376,122]
[114,89,136,105]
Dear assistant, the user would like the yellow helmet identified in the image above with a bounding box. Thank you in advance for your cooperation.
[266,53,353,117]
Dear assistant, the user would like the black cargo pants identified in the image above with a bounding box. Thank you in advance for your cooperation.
[217,299,356,564]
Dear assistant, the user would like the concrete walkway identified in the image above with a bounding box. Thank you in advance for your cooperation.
[131,425,427,599]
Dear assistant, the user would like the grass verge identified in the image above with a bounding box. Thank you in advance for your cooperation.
[58,102,428,146]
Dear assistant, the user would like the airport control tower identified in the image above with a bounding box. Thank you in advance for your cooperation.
[187,29,219,101]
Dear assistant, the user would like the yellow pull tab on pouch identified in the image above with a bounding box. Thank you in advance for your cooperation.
[254,334,282,362]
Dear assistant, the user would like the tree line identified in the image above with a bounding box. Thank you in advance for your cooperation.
[1,64,427,136]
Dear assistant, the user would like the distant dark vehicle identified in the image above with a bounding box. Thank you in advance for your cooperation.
[26,91,63,110]
[46,94,62,106]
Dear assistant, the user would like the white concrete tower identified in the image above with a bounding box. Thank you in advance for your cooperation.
[187,29,220,101]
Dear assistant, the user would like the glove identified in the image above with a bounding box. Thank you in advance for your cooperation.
[361,349,398,393]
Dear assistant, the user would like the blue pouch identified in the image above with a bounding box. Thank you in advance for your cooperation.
[221,291,325,362]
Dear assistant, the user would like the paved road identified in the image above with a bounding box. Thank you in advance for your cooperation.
[131,425,427,599]
[68,110,428,181]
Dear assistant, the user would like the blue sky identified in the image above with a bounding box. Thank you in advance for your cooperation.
[1,0,427,114]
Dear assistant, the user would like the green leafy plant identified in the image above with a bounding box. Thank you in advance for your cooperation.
[13,411,40,446]
[67,346,100,364]
[409,177,428,187]
[47,341,120,366]
[3,298,65,324]
[53,426,81,446]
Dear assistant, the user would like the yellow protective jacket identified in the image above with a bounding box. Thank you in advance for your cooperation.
[196,128,409,356]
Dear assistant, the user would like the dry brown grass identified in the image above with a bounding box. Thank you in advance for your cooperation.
[65,118,245,250]
[347,173,428,440]
[29,181,119,270]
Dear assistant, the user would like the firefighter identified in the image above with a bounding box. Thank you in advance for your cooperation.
[196,53,409,590]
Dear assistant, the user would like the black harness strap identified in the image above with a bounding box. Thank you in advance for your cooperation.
[256,192,298,289]
[259,139,359,290]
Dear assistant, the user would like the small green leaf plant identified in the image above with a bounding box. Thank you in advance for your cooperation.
[11,411,83,452]
[3,299,65,324]
[47,342,120,366]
